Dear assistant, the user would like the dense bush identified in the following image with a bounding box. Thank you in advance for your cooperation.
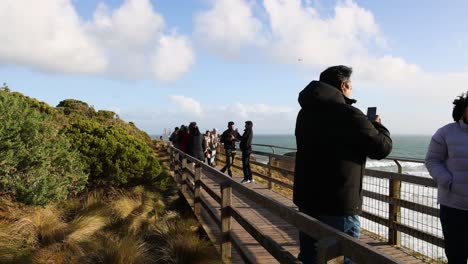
[0,90,87,205]
[57,99,154,146]
[62,119,169,189]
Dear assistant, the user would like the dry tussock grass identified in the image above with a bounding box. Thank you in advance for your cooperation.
[81,233,148,264]
[0,185,219,263]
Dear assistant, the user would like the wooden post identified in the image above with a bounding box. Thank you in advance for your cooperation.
[181,157,187,192]
[388,160,402,246]
[174,152,180,182]
[220,181,232,262]
[267,155,273,189]
[315,237,341,264]
[169,147,174,171]
[194,164,202,215]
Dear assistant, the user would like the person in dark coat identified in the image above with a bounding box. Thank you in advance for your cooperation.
[169,127,179,147]
[220,121,241,177]
[186,122,206,161]
[240,121,253,183]
[294,65,392,264]
[177,125,189,153]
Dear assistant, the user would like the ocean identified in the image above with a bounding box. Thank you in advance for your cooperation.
[249,134,431,177]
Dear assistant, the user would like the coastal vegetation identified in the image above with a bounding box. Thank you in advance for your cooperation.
[0,84,219,264]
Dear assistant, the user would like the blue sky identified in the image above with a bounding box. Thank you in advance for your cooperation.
[1,0,467,135]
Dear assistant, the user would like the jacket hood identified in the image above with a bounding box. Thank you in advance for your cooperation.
[298,81,356,108]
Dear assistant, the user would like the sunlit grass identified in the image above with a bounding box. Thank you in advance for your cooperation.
[0,184,219,264]
[147,216,220,264]
[81,233,148,264]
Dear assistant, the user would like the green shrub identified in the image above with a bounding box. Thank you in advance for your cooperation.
[0,91,87,205]
[57,99,154,147]
[62,119,169,189]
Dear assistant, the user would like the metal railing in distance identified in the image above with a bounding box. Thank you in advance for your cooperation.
[168,146,401,264]
[215,143,446,263]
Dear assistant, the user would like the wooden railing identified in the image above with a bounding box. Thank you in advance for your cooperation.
[168,145,402,264]
[214,144,444,262]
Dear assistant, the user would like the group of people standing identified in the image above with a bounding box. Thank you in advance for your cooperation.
[169,123,219,166]
[168,120,254,184]
[219,121,253,183]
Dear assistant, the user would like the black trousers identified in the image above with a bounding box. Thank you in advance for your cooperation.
[221,149,235,177]
[440,205,468,264]
[242,150,252,181]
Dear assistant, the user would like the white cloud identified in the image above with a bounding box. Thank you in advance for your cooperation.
[169,95,204,117]
[152,34,195,82]
[194,0,264,57]
[0,0,194,81]
[86,0,194,81]
[160,96,296,134]
[90,0,164,50]
[123,95,296,134]
[263,0,384,66]
[0,0,107,73]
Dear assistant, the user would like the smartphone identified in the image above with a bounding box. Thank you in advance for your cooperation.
[367,107,377,121]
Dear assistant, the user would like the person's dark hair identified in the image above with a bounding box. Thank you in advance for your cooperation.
[452,91,468,121]
[319,65,353,89]
[245,120,253,126]
[228,121,234,127]
[189,122,200,135]
[174,127,179,131]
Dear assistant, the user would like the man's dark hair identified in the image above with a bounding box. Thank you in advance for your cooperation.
[189,122,200,135]
[174,127,179,131]
[452,91,468,121]
[228,121,234,126]
[245,121,253,126]
[319,65,353,89]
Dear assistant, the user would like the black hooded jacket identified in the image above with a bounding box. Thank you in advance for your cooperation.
[240,127,253,152]
[294,81,392,215]
[221,128,241,151]
[187,129,206,161]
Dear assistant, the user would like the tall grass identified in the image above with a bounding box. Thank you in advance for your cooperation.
[0,185,219,263]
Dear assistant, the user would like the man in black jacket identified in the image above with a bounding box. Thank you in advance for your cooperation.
[240,121,253,183]
[220,121,241,177]
[294,65,392,264]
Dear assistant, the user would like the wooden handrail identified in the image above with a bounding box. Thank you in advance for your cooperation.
[168,146,403,264]
[213,144,442,254]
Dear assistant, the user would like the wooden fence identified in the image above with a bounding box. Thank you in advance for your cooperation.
[214,145,443,261]
[168,146,403,264]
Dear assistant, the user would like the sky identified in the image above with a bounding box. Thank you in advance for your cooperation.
[1,0,468,135]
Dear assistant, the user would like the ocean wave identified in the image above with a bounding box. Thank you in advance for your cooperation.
[366,160,426,169]
[366,160,395,168]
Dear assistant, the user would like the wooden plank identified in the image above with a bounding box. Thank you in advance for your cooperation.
[194,164,202,215]
[230,206,300,264]
[221,181,232,261]
[365,169,437,188]
[200,195,221,227]
[362,190,439,217]
[201,180,222,204]
[394,223,444,248]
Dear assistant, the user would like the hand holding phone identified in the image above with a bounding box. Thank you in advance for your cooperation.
[367,107,377,121]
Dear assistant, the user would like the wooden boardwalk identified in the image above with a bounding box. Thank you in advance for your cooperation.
[176,161,429,264]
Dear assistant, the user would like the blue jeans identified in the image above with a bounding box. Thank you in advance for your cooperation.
[298,209,360,264]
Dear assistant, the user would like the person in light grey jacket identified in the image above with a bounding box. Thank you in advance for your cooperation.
[426,91,468,264]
